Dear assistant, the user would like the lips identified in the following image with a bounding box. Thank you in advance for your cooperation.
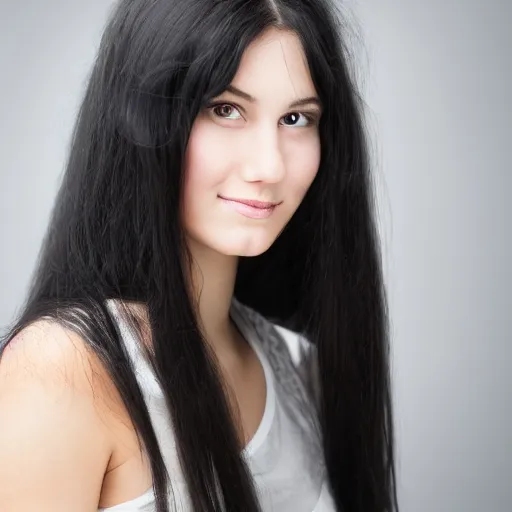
[218,195,281,219]
[218,195,281,209]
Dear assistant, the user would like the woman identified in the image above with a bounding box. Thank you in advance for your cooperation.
[0,0,399,511]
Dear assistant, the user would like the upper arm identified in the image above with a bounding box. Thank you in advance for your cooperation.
[0,320,115,512]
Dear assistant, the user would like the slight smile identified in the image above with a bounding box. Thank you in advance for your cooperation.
[218,195,282,219]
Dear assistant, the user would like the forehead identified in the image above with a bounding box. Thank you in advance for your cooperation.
[230,28,317,101]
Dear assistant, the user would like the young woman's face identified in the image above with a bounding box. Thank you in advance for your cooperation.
[183,28,322,257]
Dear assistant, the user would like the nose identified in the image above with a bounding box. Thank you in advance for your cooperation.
[239,125,286,183]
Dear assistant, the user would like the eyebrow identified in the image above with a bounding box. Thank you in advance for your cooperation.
[225,85,323,110]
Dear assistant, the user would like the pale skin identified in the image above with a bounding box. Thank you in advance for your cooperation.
[0,27,322,511]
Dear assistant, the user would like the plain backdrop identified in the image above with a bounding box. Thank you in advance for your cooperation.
[0,1,510,510]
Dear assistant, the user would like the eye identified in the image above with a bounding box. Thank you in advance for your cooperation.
[209,103,243,121]
[207,102,319,127]
[280,112,316,128]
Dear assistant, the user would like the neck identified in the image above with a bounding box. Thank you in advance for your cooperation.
[186,237,243,361]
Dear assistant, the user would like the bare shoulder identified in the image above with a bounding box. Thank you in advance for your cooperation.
[0,318,124,417]
[2,319,100,387]
[0,319,119,511]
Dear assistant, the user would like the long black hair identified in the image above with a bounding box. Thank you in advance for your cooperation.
[0,0,399,511]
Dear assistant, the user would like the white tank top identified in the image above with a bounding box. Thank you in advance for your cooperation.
[101,298,337,512]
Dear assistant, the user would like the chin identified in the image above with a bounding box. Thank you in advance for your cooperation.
[223,241,274,258]
[187,226,281,258]
[216,233,278,258]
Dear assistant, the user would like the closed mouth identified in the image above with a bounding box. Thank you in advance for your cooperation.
[218,195,281,209]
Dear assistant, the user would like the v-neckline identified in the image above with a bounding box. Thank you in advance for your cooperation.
[229,299,276,458]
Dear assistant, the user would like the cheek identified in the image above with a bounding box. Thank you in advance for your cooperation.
[183,121,225,198]
[184,122,211,182]
[286,136,321,196]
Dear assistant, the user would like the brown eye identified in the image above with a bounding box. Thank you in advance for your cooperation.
[209,103,242,120]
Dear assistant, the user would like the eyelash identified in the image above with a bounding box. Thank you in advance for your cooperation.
[206,102,319,126]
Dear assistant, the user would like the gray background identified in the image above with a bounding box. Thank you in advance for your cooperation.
[0,1,510,510]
